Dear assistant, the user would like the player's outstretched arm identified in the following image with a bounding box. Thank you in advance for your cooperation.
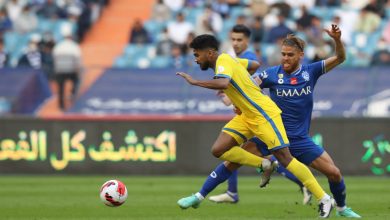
[324,24,346,72]
[247,60,261,75]
[176,72,230,90]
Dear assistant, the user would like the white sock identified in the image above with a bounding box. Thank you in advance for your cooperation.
[319,194,331,203]
[227,191,237,196]
[195,192,204,201]
[336,206,347,212]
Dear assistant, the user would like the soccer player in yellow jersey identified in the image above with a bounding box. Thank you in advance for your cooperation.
[176,34,333,218]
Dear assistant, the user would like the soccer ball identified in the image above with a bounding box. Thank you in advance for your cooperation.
[100,179,128,207]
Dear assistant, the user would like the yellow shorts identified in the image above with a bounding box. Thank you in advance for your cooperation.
[222,114,289,151]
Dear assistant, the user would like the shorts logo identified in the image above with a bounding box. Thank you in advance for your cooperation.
[210,171,217,178]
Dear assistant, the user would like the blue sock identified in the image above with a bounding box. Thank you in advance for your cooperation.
[329,178,346,207]
[270,156,304,187]
[227,170,238,193]
[199,163,232,197]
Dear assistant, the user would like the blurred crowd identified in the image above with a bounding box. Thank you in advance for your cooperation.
[0,0,109,69]
[0,0,109,110]
[122,0,390,68]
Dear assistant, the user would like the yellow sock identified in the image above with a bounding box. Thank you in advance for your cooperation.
[219,146,263,167]
[286,158,326,200]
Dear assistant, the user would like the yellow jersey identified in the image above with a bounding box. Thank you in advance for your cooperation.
[215,53,281,123]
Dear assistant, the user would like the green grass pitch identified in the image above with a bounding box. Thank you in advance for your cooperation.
[0,176,388,219]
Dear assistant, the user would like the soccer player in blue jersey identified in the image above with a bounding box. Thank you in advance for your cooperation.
[251,25,361,218]
[211,24,312,205]
[176,34,333,218]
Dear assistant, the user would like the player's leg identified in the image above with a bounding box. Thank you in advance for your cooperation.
[209,138,263,203]
[208,169,239,203]
[215,115,269,168]
[56,74,66,110]
[309,151,361,218]
[255,115,333,218]
[177,163,241,208]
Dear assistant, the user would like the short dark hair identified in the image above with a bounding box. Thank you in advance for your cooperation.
[232,24,251,38]
[189,34,219,51]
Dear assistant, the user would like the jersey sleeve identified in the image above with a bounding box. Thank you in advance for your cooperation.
[307,60,325,80]
[258,69,271,89]
[236,57,250,69]
[215,56,233,79]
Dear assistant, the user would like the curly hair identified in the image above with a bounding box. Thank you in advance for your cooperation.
[189,34,220,51]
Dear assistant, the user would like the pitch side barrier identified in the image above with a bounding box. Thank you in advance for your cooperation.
[0,116,389,176]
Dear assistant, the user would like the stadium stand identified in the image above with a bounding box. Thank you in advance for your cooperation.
[0,0,389,116]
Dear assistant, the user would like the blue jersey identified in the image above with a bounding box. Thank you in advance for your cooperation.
[238,49,257,61]
[257,60,326,139]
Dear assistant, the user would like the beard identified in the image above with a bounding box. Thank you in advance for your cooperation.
[199,61,209,70]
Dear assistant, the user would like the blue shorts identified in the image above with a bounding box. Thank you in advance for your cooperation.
[250,136,324,165]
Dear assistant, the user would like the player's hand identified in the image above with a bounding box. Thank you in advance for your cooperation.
[176,72,197,85]
[324,24,341,40]
[233,106,242,115]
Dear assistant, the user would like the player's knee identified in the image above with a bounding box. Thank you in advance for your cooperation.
[272,148,293,167]
[211,147,224,158]
[327,166,342,182]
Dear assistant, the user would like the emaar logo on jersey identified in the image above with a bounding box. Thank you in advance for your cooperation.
[276,86,312,97]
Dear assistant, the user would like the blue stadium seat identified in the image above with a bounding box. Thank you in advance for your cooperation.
[149,56,172,68]
[144,20,166,41]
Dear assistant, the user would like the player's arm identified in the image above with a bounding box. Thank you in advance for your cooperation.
[237,58,260,75]
[247,60,260,75]
[324,24,346,72]
[176,72,230,89]
[216,90,232,106]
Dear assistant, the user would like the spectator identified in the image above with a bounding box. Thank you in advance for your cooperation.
[271,1,292,18]
[0,8,12,34]
[77,1,93,42]
[355,7,381,33]
[53,25,83,110]
[296,6,315,31]
[36,0,64,19]
[266,14,293,43]
[151,0,171,22]
[13,4,38,34]
[212,0,230,19]
[250,16,264,43]
[235,14,248,26]
[129,19,151,44]
[250,0,269,18]
[363,0,386,18]
[167,12,193,52]
[371,38,390,66]
[156,27,173,56]
[163,0,184,12]
[18,34,42,69]
[195,5,223,35]
[305,16,324,46]
[40,32,55,80]
[5,0,23,23]
[0,37,9,68]
[171,44,186,69]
